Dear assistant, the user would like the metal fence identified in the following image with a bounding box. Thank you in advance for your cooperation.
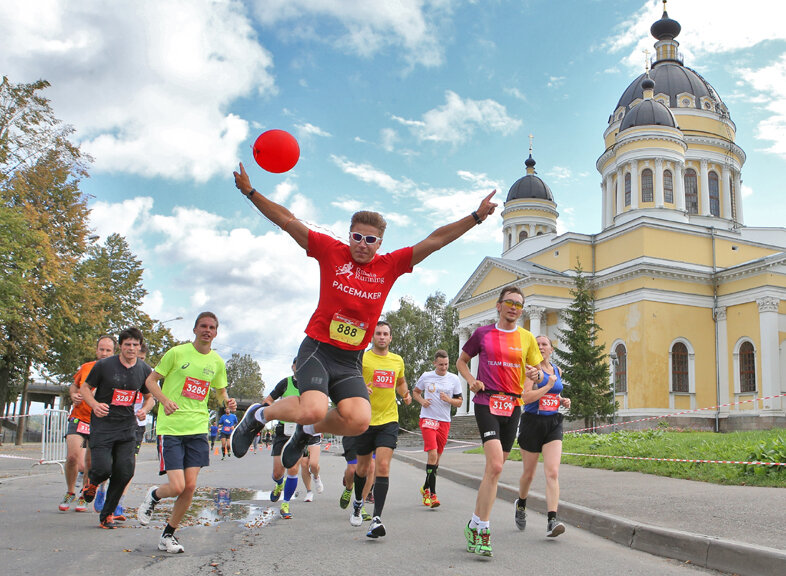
[37,409,68,472]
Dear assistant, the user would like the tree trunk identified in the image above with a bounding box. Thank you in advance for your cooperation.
[14,357,31,446]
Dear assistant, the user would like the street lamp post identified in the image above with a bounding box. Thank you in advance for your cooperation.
[160,316,183,325]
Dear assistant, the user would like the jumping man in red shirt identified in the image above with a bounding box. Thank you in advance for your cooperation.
[230,162,497,469]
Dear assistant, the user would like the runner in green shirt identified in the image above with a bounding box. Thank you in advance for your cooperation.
[137,312,237,554]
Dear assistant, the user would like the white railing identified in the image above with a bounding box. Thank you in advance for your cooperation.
[37,409,69,472]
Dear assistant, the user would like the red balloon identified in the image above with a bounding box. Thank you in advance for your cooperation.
[252,129,300,173]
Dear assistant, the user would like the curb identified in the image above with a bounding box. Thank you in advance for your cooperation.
[393,451,786,576]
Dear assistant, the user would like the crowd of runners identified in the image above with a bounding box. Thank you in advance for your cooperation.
[56,165,570,558]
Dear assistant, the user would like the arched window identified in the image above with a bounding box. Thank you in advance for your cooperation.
[614,343,627,393]
[664,169,674,203]
[519,230,528,241]
[641,168,653,202]
[739,341,756,393]
[709,171,720,216]
[624,173,631,206]
[507,233,512,248]
[684,169,698,214]
[671,342,689,392]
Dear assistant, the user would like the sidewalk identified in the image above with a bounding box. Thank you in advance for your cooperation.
[394,443,786,576]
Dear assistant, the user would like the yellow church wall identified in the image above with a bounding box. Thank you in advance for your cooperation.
[616,139,684,154]
[523,284,572,299]
[713,239,780,268]
[595,276,712,300]
[528,241,593,273]
[471,268,517,298]
[677,115,735,139]
[717,273,786,297]
[595,227,713,271]
[722,302,760,400]
[597,302,716,410]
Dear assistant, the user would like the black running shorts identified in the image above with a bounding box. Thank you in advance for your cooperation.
[473,403,521,453]
[517,412,564,453]
[295,337,369,404]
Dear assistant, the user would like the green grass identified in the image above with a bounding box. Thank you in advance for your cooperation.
[466,426,786,487]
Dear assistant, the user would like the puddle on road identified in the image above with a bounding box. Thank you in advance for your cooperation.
[129,487,278,529]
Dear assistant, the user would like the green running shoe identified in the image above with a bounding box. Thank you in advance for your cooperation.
[339,488,352,509]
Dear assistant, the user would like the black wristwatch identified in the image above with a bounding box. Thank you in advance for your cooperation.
[472,211,482,225]
[246,188,256,199]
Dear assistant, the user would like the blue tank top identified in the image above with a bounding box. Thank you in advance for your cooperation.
[524,362,563,415]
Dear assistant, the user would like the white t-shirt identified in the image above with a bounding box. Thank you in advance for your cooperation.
[414,370,462,422]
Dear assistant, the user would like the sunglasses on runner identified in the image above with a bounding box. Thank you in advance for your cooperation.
[350,232,382,245]
[501,299,524,309]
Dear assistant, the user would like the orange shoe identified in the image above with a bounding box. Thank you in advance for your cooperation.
[421,488,432,507]
[100,514,117,529]
[429,493,440,508]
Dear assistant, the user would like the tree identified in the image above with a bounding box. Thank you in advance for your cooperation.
[0,76,93,418]
[555,261,615,428]
[224,353,265,404]
[382,292,459,429]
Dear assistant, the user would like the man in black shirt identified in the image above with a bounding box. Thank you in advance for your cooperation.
[80,327,152,529]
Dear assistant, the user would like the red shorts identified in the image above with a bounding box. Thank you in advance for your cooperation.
[419,418,450,454]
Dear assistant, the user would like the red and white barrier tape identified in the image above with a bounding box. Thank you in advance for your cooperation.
[563,452,786,467]
[567,393,786,434]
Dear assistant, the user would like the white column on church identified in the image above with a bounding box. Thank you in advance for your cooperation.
[630,159,639,209]
[757,298,782,412]
[700,159,711,216]
[715,307,730,414]
[721,165,732,220]
[654,158,664,207]
[675,162,686,212]
[616,168,624,215]
[601,179,608,229]
[733,170,744,224]
[527,306,545,337]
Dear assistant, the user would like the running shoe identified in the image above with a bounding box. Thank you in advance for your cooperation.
[339,488,352,509]
[281,425,312,469]
[74,496,87,512]
[279,501,292,519]
[546,517,565,538]
[361,505,372,522]
[81,483,98,503]
[349,500,363,527]
[464,522,478,553]
[114,504,127,522]
[514,499,527,531]
[94,484,106,512]
[270,481,283,502]
[304,491,314,502]
[230,404,265,458]
[366,491,374,504]
[367,516,386,538]
[312,475,324,494]
[429,493,441,508]
[58,492,75,511]
[422,488,432,507]
[475,528,492,556]
[158,533,184,554]
[100,514,117,529]
[138,486,159,526]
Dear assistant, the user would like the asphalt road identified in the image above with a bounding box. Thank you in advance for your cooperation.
[0,443,721,576]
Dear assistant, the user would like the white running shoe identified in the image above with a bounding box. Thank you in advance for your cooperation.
[158,533,184,553]
[312,475,324,494]
[304,491,314,502]
[349,499,363,527]
[137,486,158,526]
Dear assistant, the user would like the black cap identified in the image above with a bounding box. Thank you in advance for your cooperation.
[292,356,298,364]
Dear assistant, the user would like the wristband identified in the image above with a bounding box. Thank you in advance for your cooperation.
[472,211,482,225]
[246,188,256,199]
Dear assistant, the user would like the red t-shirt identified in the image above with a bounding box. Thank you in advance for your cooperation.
[305,230,413,350]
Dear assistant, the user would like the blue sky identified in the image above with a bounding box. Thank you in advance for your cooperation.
[3,0,786,391]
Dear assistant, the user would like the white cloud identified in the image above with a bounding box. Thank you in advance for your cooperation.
[89,196,154,239]
[739,54,786,159]
[0,0,275,182]
[742,183,754,198]
[504,87,528,102]
[546,76,566,89]
[393,90,522,145]
[251,0,450,69]
[380,128,399,152]
[330,155,415,195]
[296,122,332,138]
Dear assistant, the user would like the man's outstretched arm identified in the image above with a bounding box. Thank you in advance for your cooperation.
[410,190,497,267]
[233,162,309,250]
